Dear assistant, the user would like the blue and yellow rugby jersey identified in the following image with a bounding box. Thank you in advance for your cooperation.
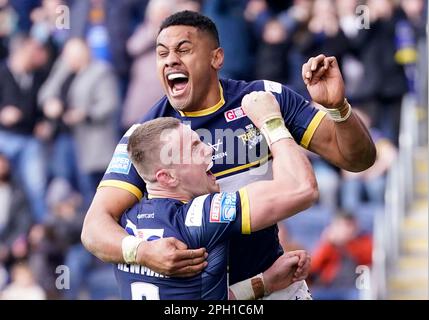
[114,190,250,300]
[102,78,326,285]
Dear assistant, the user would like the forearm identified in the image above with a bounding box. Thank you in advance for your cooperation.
[272,139,317,195]
[334,111,376,171]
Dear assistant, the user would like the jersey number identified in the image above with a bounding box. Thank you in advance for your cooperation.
[131,282,160,300]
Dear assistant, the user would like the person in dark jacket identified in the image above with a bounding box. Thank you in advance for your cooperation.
[0,36,50,222]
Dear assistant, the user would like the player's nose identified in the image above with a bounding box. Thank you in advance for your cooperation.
[165,51,181,67]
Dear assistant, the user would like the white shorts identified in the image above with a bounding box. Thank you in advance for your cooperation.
[263,280,312,300]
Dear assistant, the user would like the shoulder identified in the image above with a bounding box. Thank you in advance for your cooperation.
[222,78,297,98]
[221,78,264,96]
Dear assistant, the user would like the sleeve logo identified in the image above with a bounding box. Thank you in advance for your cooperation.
[106,144,132,175]
[210,193,237,223]
[263,80,282,94]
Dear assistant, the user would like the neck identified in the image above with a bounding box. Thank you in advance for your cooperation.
[188,76,221,113]
[202,76,221,110]
[146,185,191,203]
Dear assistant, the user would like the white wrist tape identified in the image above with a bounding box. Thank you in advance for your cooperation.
[122,235,144,264]
[229,273,265,300]
[326,99,352,123]
[260,116,293,147]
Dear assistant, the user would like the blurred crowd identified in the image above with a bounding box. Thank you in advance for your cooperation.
[0,0,426,300]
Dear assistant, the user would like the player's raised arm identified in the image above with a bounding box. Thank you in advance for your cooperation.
[240,92,319,232]
[302,55,376,172]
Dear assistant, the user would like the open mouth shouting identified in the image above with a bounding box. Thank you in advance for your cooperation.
[166,71,189,98]
[206,161,216,184]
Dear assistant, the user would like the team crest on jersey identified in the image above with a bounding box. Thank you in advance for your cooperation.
[209,193,237,223]
[106,144,132,175]
[237,124,263,149]
[224,106,246,123]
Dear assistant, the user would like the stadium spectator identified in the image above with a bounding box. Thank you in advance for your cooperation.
[68,0,149,100]
[1,262,46,300]
[45,177,118,299]
[348,0,408,145]
[340,109,397,213]
[8,0,40,33]
[203,0,254,80]
[246,0,312,90]
[0,0,18,61]
[30,0,69,61]
[396,0,426,96]
[0,153,32,267]
[0,36,49,223]
[39,38,120,206]
[309,211,372,300]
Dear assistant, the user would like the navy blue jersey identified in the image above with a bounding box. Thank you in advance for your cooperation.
[101,78,326,285]
[114,190,250,300]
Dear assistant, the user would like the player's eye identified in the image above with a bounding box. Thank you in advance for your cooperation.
[177,48,190,54]
[157,51,168,58]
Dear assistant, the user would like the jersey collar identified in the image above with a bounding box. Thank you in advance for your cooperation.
[177,82,225,117]
[147,194,188,204]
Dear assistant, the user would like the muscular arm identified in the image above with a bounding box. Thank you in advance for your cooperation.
[81,187,136,263]
[81,187,207,276]
[240,91,319,232]
[309,112,376,172]
[302,54,376,172]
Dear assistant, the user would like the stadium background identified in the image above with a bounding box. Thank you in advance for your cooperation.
[0,0,427,300]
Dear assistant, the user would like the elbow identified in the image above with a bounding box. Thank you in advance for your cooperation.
[302,180,319,209]
[80,214,105,262]
[342,140,377,172]
[80,220,93,255]
[292,179,319,212]
[80,226,109,263]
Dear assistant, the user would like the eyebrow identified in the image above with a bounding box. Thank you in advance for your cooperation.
[156,40,193,49]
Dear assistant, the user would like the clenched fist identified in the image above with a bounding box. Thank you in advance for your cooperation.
[241,91,282,129]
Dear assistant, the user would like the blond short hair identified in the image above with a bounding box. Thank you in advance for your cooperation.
[127,117,181,182]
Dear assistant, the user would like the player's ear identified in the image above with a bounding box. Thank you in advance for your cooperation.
[155,169,178,188]
[211,47,224,70]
